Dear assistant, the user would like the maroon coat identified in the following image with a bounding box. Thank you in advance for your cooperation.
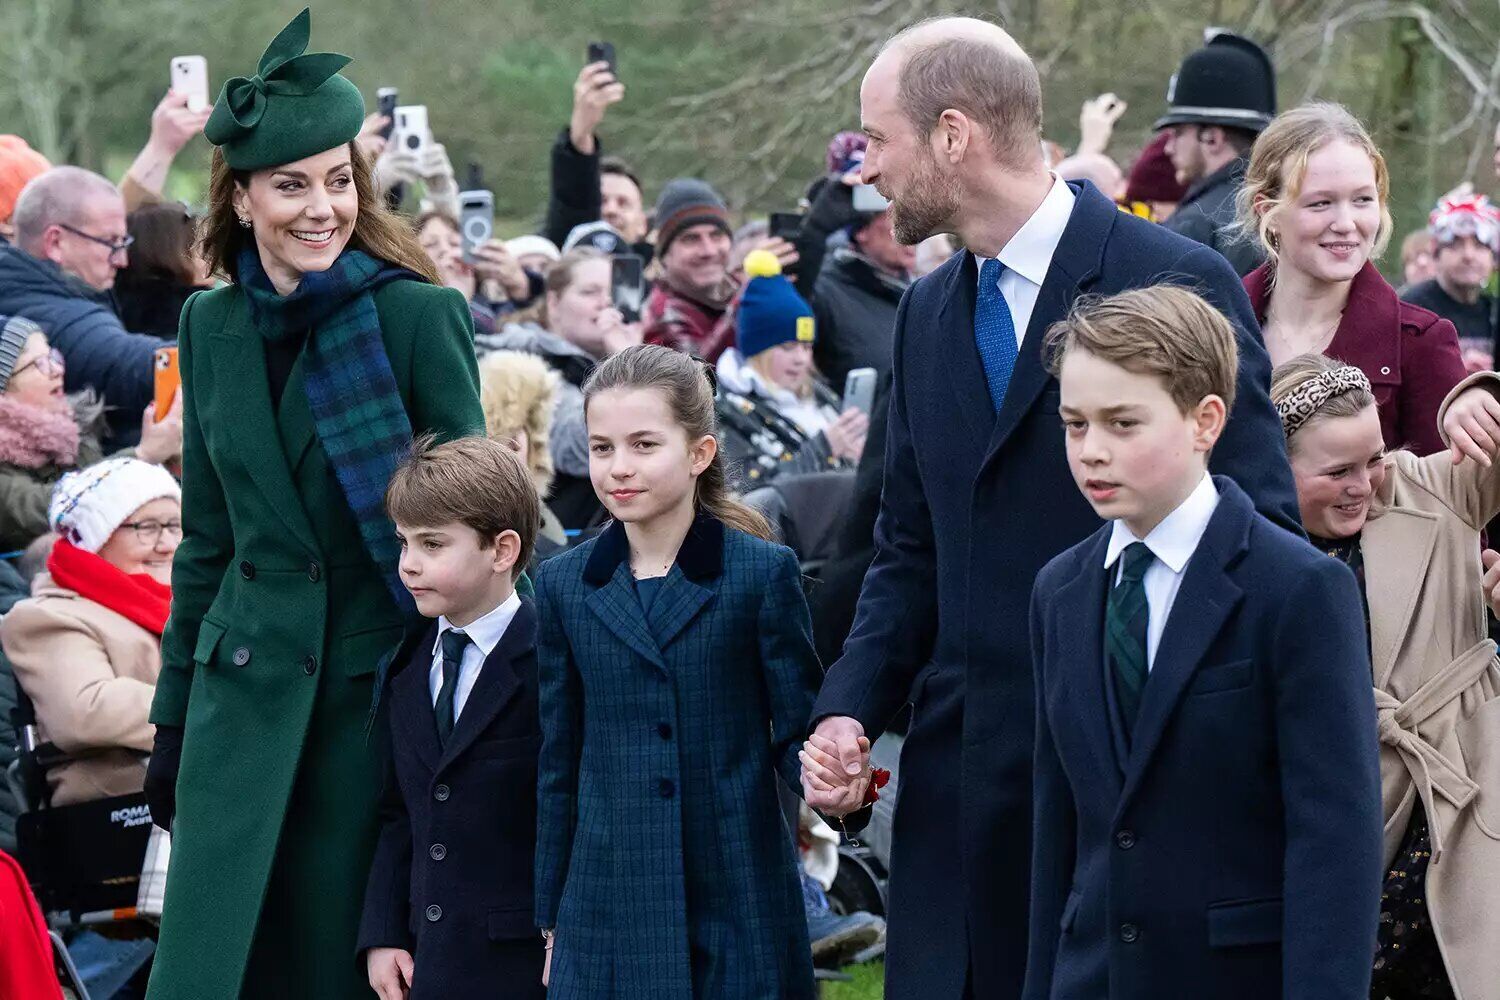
[1246,261,1466,456]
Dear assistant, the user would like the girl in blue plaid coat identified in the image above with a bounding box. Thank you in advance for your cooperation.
[534,344,820,999]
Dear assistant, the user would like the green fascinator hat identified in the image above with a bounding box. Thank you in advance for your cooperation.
[204,7,365,171]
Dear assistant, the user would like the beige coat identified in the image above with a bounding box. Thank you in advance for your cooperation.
[0,572,159,806]
[1364,375,1500,1000]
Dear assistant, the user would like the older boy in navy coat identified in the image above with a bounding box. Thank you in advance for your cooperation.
[357,437,547,1000]
[1024,288,1382,1000]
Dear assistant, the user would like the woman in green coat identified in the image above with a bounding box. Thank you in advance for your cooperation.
[142,11,483,997]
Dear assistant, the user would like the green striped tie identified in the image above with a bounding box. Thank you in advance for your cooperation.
[1107,542,1154,735]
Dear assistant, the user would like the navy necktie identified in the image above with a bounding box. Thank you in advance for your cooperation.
[974,257,1019,412]
[434,629,469,746]
[1107,543,1154,736]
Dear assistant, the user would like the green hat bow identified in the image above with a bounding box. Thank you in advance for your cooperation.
[205,7,366,171]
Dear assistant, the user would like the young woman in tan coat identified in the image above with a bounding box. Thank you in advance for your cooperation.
[1272,353,1500,1000]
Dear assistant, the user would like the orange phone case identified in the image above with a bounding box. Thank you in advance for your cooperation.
[153,347,180,422]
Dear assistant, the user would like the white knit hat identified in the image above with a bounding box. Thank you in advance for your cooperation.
[49,458,182,553]
[505,234,561,264]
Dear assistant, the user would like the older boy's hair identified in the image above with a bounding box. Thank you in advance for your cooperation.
[1044,286,1239,415]
[385,435,540,579]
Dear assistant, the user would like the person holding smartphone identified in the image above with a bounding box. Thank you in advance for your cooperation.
[715,251,867,486]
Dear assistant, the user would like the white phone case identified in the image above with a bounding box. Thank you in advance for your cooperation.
[170,56,210,113]
[394,105,430,155]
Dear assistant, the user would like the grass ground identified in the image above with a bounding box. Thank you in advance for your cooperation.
[820,961,884,999]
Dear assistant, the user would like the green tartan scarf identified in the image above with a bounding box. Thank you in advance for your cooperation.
[238,246,417,617]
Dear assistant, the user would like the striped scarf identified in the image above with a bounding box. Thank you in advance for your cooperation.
[238,247,417,617]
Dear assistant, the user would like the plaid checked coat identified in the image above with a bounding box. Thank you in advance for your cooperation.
[146,279,483,999]
[534,514,818,999]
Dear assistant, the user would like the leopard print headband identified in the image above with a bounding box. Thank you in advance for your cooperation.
[1276,365,1372,439]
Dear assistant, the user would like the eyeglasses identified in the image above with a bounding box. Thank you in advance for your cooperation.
[10,348,65,379]
[57,223,134,257]
[118,520,183,545]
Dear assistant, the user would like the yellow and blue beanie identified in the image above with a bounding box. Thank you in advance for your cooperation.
[737,250,815,358]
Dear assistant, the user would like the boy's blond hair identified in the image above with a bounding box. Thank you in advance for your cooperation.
[1044,286,1239,415]
[385,435,540,579]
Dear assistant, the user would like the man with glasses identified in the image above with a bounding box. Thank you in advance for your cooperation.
[0,166,170,448]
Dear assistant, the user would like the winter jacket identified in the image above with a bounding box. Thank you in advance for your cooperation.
[113,273,199,340]
[1162,156,1265,277]
[715,349,848,487]
[812,246,909,387]
[477,322,603,531]
[2,571,160,806]
[0,244,169,449]
[542,128,653,264]
[0,394,119,553]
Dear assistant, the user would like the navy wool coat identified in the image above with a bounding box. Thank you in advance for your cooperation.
[1024,479,1382,1000]
[357,600,545,1000]
[811,181,1302,999]
[534,515,818,999]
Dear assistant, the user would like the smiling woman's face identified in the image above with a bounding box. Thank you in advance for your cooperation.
[1267,139,1383,285]
[96,496,181,585]
[233,144,358,295]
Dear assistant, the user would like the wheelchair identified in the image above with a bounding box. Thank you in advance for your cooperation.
[7,682,156,999]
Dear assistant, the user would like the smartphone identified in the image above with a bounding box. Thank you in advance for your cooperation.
[852,183,890,212]
[376,87,398,140]
[843,367,877,417]
[587,41,617,77]
[458,190,494,264]
[611,254,645,324]
[170,56,210,113]
[768,212,803,243]
[394,105,429,155]
[153,347,180,422]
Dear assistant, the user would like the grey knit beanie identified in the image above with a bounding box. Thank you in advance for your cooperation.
[0,315,42,392]
[652,178,731,256]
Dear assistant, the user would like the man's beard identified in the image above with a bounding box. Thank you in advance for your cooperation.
[889,152,959,246]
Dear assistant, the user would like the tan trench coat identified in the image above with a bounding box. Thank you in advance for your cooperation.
[1,572,159,805]
[1366,375,1500,999]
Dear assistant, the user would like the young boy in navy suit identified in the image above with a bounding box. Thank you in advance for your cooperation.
[1023,287,1382,1000]
[358,436,546,1000]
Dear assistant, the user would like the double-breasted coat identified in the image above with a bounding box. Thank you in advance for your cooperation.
[811,181,1301,999]
[146,279,483,998]
[534,515,819,999]
[1359,374,1500,999]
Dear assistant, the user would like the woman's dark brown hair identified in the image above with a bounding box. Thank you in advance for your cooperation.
[583,344,771,540]
[124,202,199,285]
[199,141,440,284]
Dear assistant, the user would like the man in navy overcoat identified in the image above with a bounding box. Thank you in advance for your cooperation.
[804,20,1301,999]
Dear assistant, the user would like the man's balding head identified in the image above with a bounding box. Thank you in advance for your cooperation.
[13,167,129,291]
[871,17,1044,169]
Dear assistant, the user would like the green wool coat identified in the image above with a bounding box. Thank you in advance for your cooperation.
[146,278,483,999]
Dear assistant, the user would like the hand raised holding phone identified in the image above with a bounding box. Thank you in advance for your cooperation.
[570,49,625,155]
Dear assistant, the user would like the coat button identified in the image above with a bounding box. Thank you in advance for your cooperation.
[658,779,675,798]
[239,561,255,580]
[303,655,318,675]
[657,722,672,740]
[433,784,450,802]
[1115,830,1136,850]
[232,647,251,667]
[429,843,446,861]
[308,561,322,583]
[1120,923,1139,943]
[426,904,442,922]
[1380,366,1391,375]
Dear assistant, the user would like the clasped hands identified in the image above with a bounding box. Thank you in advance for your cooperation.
[799,715,872,817]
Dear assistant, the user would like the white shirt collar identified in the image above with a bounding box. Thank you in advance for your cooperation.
[975,174,1076,290]
[1104,474,1220,574]
[433,590,522,659]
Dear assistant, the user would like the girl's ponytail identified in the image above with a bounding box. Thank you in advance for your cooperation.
[583,344,771,540]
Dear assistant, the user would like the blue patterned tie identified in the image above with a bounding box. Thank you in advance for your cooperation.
[974,258,1019,412]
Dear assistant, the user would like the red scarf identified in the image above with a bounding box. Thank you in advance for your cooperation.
[46,538,172,636]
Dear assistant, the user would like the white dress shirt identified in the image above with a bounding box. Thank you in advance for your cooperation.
[429,591,523,721]
[1103,475,1220,671]
[973,174,1077,347]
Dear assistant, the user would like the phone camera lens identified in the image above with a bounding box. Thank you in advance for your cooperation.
[405,134,420,151]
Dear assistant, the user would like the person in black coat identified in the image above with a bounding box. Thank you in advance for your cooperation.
[804,20,1300,1000]
[811,218,912,388]
[113,202,210,340]
[1023,288,1379,1000]
[358,437,546,1000]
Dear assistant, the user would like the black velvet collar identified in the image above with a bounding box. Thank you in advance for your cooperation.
[582,512,725,586]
